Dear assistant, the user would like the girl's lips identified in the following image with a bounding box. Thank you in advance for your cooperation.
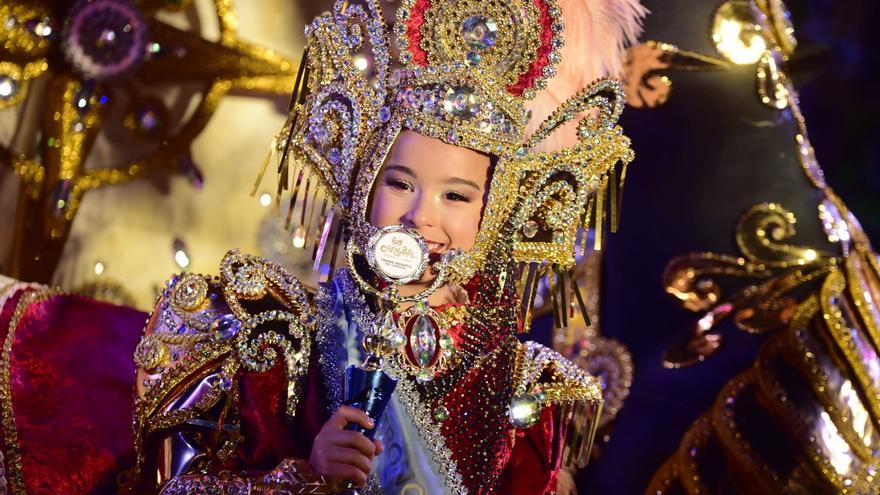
[425,240,446,254]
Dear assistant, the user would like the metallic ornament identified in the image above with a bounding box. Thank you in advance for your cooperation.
[443,86,481,119]
[133,337,170,372]
[711,1,766,66]
[508,395,541,428]
[461,15,498,51]
[172,273,208,311]
[62,0,150,81]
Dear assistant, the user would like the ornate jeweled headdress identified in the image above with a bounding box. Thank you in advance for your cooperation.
[255,0,634,328]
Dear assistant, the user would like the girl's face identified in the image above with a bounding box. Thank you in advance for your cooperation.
[369,130,491,259]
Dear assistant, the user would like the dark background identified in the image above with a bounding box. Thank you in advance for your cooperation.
[553,1,880,493]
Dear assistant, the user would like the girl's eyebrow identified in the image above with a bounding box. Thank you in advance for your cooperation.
[385,164,481,191]
[384,164,416,177]
[446,177,481,191]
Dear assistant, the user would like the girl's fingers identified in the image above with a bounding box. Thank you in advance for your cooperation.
[327,429,378,457]
[326,406,374,431]
[373,438,383,456]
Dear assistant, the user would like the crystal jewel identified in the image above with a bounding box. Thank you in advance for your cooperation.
[522,220,538,238]
[508,395,541,428]
[416,370,434,384]
[465,51,481,67]
[211,314,242,341]
[433,405,449,421]
[443,86,481,119]
[461,15,498,51]
[410,314,438,368]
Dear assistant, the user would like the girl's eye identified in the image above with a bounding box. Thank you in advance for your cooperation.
[385,178,412,191]
[445,191,472,203]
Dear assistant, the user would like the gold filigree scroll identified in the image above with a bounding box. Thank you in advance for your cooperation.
[1,0,298,283]
[662,203,836,368]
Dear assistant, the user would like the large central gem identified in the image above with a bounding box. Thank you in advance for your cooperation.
[409,314,438,368]
[461,15,498,51]
[443,86,481,119]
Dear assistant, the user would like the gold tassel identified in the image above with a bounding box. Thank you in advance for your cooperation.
[579,196,595,258]
[593,175,608,252]
[313,207,335,271]
[302,185,320,248]
[327,223,345,281]
[571,276,591,327]
[311,197,330,260]
[558,268,569,329]
[251,133,278,197]
[285,169,306,230]
[549,270,560,329]
[518,262,540,334]
[609,168,619,234]
[613,161,629,233]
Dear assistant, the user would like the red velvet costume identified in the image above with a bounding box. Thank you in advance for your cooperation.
[123,254,598,494]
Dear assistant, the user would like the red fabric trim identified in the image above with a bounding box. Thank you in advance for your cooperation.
[406,0,432,66]
[507,0,555,96]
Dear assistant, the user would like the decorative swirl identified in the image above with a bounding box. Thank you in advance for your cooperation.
[736,203,831,268]
[664,253,771,313]
[525,78,626,150]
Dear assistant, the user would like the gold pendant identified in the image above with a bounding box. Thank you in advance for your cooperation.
[396,302,462,383]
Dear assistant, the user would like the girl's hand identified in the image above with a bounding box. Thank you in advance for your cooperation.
[308,406,384,487]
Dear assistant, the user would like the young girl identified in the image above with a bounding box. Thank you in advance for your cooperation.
[127,0,637,493]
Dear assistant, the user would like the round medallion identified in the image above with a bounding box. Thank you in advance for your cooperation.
[366,225,430,284]
[461,15,498,51]
[171,273,209,311]
[133,336,170,372]
[442,86,481,120]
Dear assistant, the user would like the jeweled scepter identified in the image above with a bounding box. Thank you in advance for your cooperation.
[340,224,452,493]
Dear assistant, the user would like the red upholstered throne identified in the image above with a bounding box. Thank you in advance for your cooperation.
[0,280,145,494]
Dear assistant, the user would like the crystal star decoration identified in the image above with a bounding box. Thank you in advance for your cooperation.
[0,0,298,282]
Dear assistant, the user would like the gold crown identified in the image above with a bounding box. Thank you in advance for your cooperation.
[256,0,634,310]
[391,0,565,154]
